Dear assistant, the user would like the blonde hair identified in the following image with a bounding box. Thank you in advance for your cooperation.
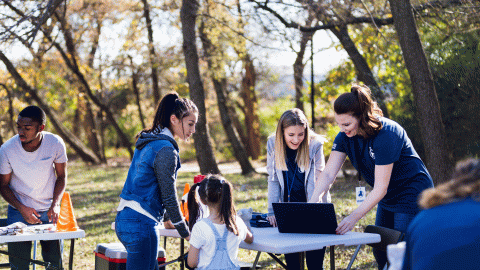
[274,109,313,172]
[419,158,480,209]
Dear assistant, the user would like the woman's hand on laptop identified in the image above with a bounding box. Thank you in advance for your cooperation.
[266,215,277,227]
[335,213,361,235]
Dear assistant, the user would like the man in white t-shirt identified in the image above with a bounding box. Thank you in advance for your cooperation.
[0,105,67,270]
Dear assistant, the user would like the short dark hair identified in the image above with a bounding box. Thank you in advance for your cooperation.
[19,106,46,125]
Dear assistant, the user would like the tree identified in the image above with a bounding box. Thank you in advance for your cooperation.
[141,0,161,105]
[0,83,15,134]
[180,0,220,174]
[240,55,262,160]
[388,0,453,184]
[0,50,101,164]
[199,16,256,175]
[249,0,390,116]
[329,25,389,117]
[52,9,134,158]
[129,57,147,129]
[293,30,312,112]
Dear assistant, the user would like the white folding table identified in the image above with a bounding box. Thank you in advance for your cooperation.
[0,229,85,270]
[158,226,380,270]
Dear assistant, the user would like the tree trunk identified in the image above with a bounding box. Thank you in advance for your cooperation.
[85,24,104,161]
[293,31,310,111]
[142,0,161,105]
[0,84,16,134]
[330,25,389,118]
[180,0,220,175]
[84,99,104,161]
[388,0,453,184]
[52,12,133,158]
[228,103,248,152]
[241,55,261,160]
[199,23,256,175]
[73,101,82,138]
[0,51,101,164]
[132,68,146,129]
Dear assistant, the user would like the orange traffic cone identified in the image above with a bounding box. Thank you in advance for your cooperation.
[56,192,79,232]
[181,183,190,222]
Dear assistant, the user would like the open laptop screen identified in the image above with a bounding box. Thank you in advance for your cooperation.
[272,202,338,234]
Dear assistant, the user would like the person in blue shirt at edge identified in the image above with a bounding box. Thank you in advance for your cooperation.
[309,85,434,270]
[266,108,331,270]
[115,92,198,270]
[402,158,480,270]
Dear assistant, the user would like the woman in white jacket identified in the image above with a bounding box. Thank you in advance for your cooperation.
[266,108,330,270]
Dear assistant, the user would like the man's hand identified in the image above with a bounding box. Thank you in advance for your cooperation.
[19,205,42,224]
[48,204,60,224]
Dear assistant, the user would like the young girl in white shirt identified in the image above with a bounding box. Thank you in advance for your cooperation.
[187,175,254,270]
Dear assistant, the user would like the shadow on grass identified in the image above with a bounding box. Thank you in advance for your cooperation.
[77,211,117,237]
[72,189,121,208]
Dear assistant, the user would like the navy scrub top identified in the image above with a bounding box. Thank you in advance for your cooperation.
[332,117,434,214]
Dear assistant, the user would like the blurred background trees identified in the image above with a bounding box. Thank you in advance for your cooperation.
[0,0,478,181]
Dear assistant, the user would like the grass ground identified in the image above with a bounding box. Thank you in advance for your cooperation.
[0,159,379,269]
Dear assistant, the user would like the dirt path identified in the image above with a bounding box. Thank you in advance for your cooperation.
[179,160,267,175]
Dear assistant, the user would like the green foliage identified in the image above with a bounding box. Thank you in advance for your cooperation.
[257,96,295,139]
[323,123,341,158]
[430,33,480,161]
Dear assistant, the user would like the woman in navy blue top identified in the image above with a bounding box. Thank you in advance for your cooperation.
[309,85,433,269]
[402,158,480,270]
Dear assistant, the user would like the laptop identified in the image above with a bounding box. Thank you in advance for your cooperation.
[272,202,338,234]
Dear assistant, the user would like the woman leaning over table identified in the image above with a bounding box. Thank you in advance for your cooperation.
[115,92,198,270]
[266,108,331,270]
[309,85,434,270]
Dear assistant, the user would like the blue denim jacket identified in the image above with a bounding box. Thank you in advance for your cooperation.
[120,132,181,221]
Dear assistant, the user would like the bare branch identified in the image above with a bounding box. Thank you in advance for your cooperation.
[249,0,471,32]
[29,0,65,46]
[249,0,393,32]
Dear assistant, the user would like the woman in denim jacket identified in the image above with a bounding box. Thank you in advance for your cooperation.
[266,109,331,270]
[115,92,198,270]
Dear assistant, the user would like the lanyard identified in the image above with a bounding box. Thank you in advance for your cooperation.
[285,159,298,203]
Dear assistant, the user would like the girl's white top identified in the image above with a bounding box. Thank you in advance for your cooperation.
[189,216,248,268]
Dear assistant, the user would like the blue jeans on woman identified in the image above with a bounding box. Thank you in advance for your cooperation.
[7,205,62,270]
[115,207,160,270]
[373,204,416,270]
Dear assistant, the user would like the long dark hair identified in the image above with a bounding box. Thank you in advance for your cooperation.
[187,174,239,235]
[334,85,383,138]
[136,92,197,139]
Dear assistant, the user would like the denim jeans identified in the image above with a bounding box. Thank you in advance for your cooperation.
[373,204,416,270]
[284,247,326,270]
[7,205,62,270]
[115,207,160,270]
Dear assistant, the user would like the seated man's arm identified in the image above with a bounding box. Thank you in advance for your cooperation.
[0,173,41,224]
[48,162,66,225]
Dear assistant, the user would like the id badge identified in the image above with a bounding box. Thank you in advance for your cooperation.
[356,187,366,204]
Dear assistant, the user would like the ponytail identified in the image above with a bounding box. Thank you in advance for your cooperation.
[156,92,181,130]
[136,91,198,140]
[187,183,201,231]
[219,180,238,236]
[334,85,383,138]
